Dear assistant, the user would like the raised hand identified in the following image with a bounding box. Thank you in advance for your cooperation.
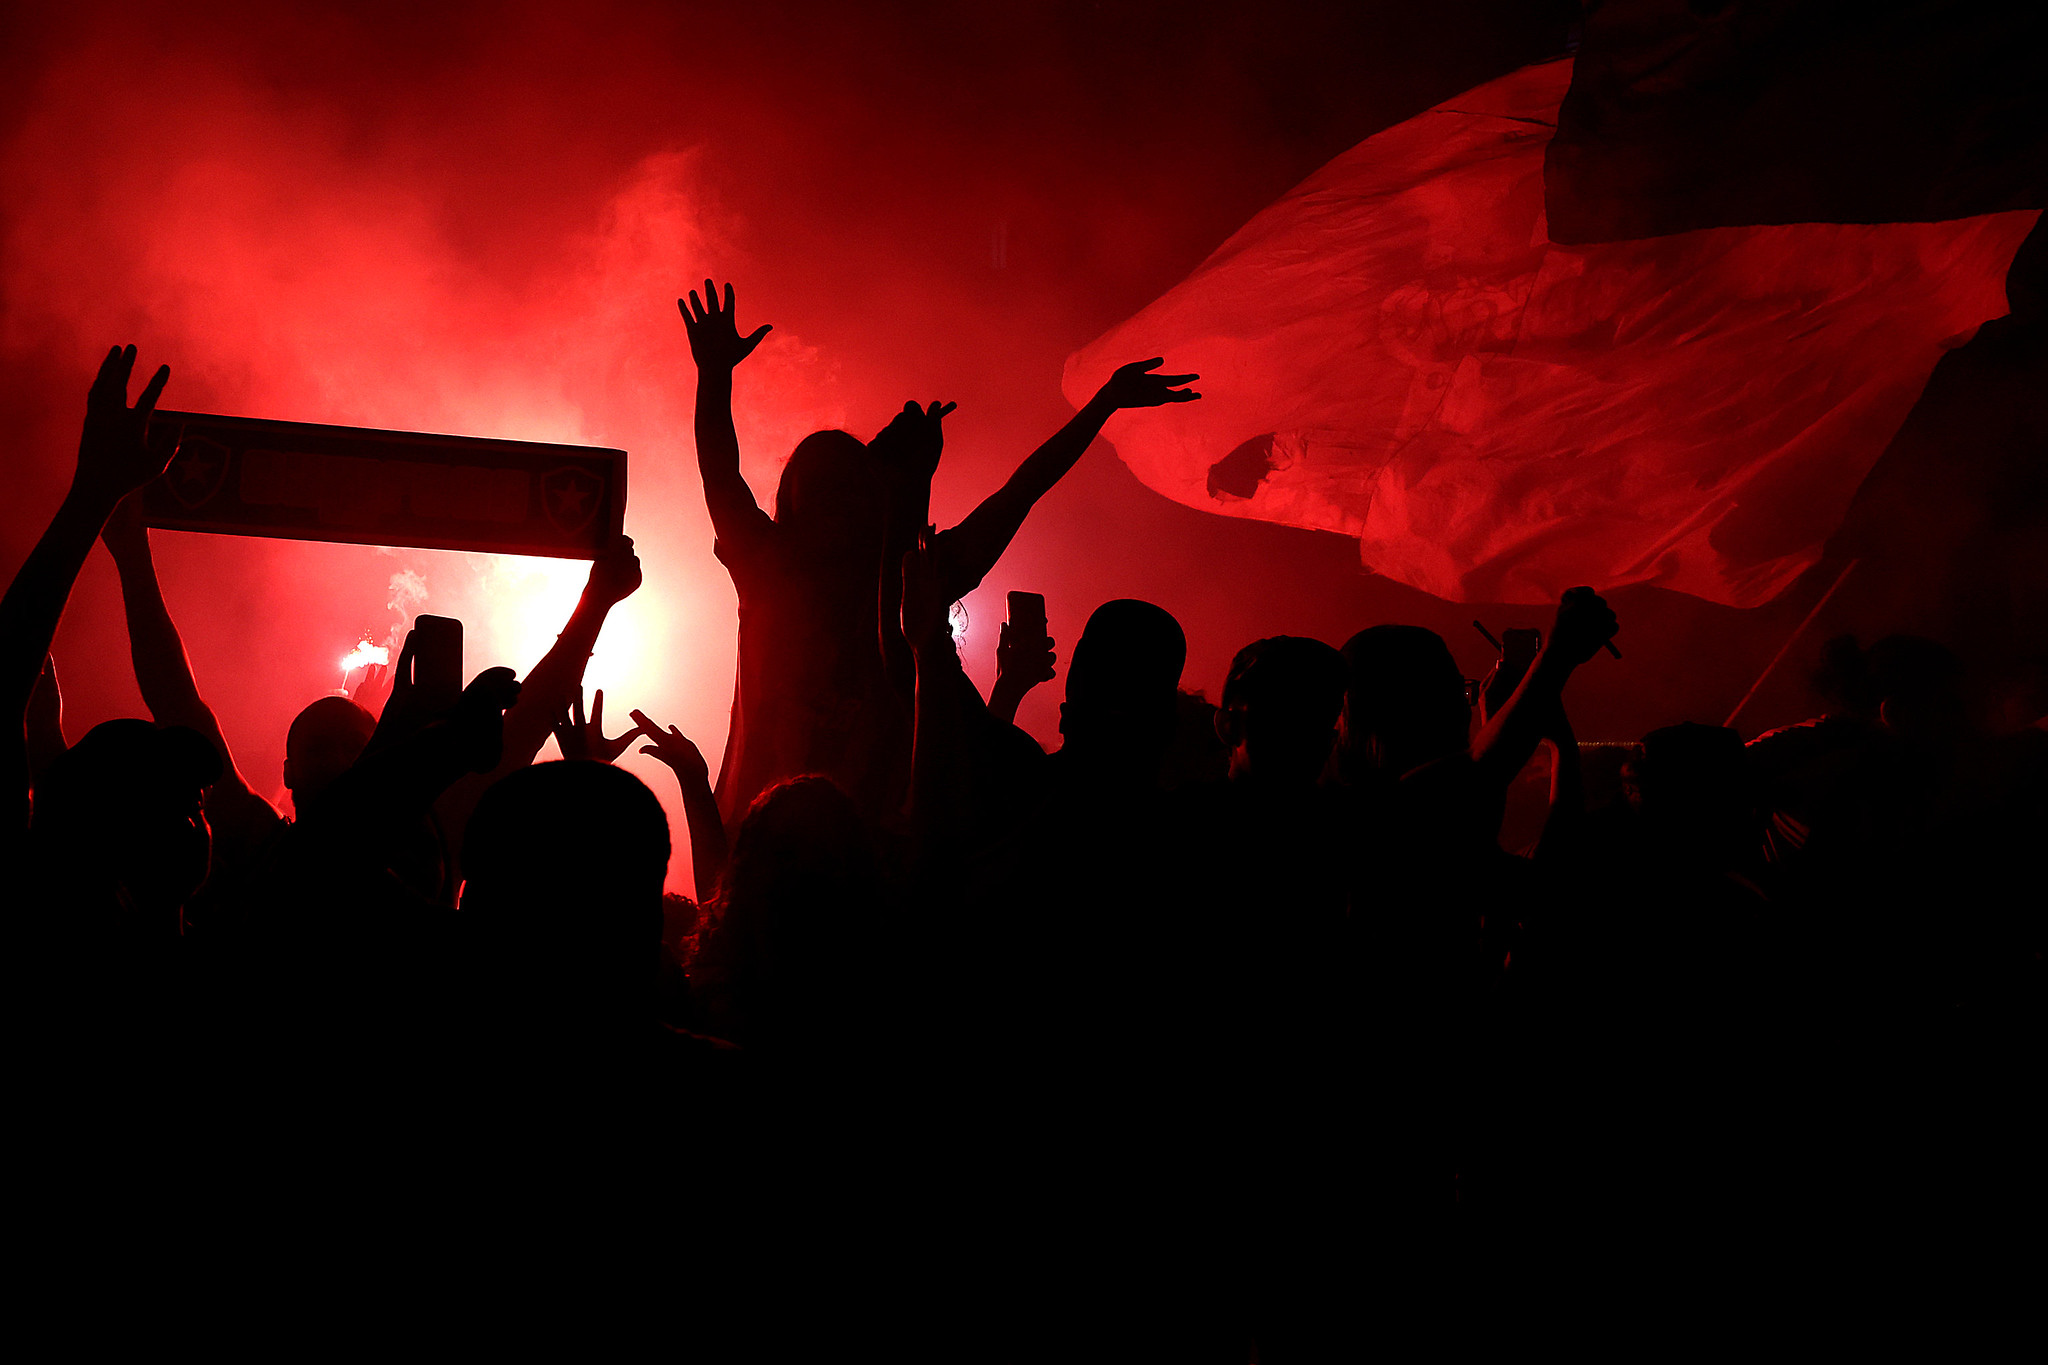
[351,660,393,717]
[632,707,725,902]
[1546,587,1620,667]
[554,686,645,763]
[679,279,771,372]
[990,619,1057,725]
[1094,357,1200,411]
[75,344,173,505]
[449,666,522,773]
[996,621,1057,689]
[630,709,709,785]
[584,534,643,608]
[871,399,958,480]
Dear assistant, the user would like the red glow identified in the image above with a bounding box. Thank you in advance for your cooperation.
[1066,59,2039,607]
[0,27,853,893]
[7,7,2032,885]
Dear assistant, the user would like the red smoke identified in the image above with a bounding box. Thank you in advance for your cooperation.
[17,3,1982,888]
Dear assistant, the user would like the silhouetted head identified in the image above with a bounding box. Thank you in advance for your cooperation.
[775,429,888,562]
[722,774,876,913]
[1339,625,1470,779]
[462,760,671,1017]
[1623,722,1753,860]
[284,695,377,814]
[1866,634,1966,740]
[1216,636,1346,787]
[1058,599,1186,774]
[697,775,880,1049]
[30,718,220,925]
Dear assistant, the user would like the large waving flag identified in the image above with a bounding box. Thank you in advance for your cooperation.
[1064,56,2037,606]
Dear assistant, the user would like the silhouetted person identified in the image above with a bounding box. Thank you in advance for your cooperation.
[1215,635,1347,789]
[284,695,379,813]
[1207,636,1353,1053]
[432,534,647,887]
[922,593,1237,1359]
[684,773,888,1058]
[1336,589,1616,1224]
[463,760,734,1075]
[101,492,287,897]
[27,717,219,939]
[1051,598,1187,785]
[4,345,171,837]
[1202,636,1358,1360]
[1626,724,1764,880]
[634,768,912,1353]
[1752,635,1968,938]
[682,278,1197,828]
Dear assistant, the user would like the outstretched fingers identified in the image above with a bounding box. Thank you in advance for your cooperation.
[91,345,126,397]
[137,363,170,415]
[1102,356,1201,407]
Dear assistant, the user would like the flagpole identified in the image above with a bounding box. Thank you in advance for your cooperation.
[1722,558,1861,732]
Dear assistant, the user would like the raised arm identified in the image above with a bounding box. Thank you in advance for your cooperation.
[2,346,171,823]
[25,656,67,783]
[903,531,989,861]
[101,495,282,852]
[988,619,1057,727]
[1469,588,1618,795]
[492,535,643,776]
[632,709,727,904]
[306,667,520,860]
[1479,626,1587,860]
[871,400,955,698]
[680,279,774,546]
[418,538,643,883]
[936,358,1198,600]
[100,494,276,827]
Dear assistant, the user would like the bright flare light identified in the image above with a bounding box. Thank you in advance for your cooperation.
[340,640,390,675]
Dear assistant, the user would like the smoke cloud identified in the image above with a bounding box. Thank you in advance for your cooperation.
[24,2,1809,890]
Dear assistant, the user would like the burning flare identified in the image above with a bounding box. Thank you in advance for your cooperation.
[339,639,390,678]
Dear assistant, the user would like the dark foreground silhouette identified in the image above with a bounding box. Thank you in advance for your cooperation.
[6,328,2039,1357]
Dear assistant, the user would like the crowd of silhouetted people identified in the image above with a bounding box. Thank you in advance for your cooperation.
[4,294,2041,1357]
